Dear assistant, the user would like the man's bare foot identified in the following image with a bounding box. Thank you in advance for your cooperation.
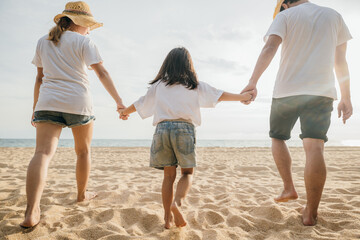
[77,191,98,202]
[171,202,186,227]
[20,207,40,228]
[274,189,298,202]
[164,213,174,229]
[301,207,318,226]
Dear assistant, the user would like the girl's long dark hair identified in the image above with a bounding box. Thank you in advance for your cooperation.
[149,47,199,89]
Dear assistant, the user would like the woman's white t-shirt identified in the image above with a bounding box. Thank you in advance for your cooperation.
[32,31,103,115]
[265,2,352,99]
[133,81,224,126]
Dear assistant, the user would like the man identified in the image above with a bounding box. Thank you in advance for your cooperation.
[241,0,352,226]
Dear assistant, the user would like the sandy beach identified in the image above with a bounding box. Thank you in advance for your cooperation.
[0,147,359,240]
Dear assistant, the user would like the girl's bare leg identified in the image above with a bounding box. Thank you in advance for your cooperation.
[171,168,194,227]
[162,166,176,229]
[21,123,62,228]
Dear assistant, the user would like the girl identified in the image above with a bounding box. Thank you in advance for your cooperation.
[21,1,125,228]
[119,47,253,229]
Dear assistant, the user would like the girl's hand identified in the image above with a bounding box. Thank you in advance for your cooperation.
[31,112,36,127]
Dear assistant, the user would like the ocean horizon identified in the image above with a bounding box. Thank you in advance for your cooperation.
[1,138,359,148]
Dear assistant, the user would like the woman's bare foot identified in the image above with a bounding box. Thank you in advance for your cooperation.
[301,207,318,226]
[77,191,98,202]
[164,213,174,229]
[274,189,298,202]
[171,202,186,227]
[20,206,40,228]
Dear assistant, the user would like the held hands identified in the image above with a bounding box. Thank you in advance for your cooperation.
[116,100,129,120]
[241,90,255,102]
[118,109,130,120]
[338,98,353,124]
[240,83,257,105]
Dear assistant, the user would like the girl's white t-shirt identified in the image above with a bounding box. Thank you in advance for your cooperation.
[32,31,103,115]
[265,2,352,99]
[133,81,224,126]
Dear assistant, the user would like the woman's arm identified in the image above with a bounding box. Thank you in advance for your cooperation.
[218,91,253,102]
[31,67,44,126]
[91,63,125,111]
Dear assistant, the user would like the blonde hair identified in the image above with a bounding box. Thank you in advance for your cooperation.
[48,17,73,45]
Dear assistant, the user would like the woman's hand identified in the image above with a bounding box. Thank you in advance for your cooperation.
[31,112,36,127]
[117,101,126,112]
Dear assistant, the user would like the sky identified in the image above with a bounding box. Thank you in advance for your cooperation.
[0,0,359,144]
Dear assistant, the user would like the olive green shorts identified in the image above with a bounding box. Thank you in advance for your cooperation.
[269,95,334,142]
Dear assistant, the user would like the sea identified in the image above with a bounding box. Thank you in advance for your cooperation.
[1,139,359,148]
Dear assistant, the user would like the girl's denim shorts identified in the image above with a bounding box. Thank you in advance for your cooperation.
[33,111,95,128]
[150,120,196,170]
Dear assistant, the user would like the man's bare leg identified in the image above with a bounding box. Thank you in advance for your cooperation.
[162,166,176,229]
[171,168,193,227]
[71,122,97,202]
[272,138,298,202]
[21,123,62,228]
[302,138,326,226]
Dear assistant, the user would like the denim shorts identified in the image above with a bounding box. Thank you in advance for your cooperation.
[150,120,196,170]
[33,111,95,128]
[269,95,333,142]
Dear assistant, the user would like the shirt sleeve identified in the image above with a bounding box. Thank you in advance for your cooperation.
[133,84,157,119]
[198,81,224,108]
[337,14,352,46]
[83,38,103,68]
[31,39,42,67]
[264,13,287,42]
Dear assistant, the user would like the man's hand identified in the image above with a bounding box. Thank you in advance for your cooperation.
[240,83,257,105]
[337,98,352,124]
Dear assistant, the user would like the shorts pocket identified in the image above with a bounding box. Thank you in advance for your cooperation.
[151,134,164,154]
[176,133,195,155]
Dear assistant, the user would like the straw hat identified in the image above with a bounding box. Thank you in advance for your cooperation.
[273,0,285,19]
[54,1,103,30]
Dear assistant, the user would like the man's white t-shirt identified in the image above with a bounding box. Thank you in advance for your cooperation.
[32,31,103,115]
[265,2,352,99]
[133,81,224,126]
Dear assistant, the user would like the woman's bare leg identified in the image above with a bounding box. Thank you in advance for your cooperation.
[21,123,62,228]
[71,121,96,202]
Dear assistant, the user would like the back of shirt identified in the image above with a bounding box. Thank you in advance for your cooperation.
[133,81,223,126]
[32,31,102,115]
[265,2,352,99]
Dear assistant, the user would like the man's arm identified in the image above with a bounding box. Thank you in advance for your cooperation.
[241,35,282,103]
[334,42,352,124]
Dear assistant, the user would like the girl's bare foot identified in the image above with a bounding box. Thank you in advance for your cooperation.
[171,202,186,227]
[77,191,97,202]
[274,189,298,202]
[20,207,40,228]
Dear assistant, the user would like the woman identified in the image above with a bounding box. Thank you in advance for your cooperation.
[21,1,125,228]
